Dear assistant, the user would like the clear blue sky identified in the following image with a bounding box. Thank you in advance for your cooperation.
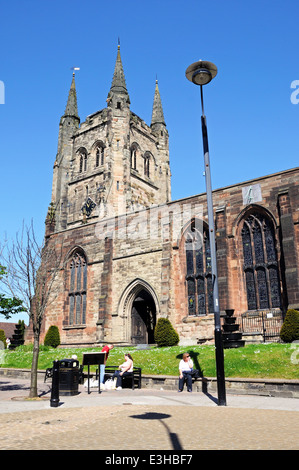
[1,0,298,323]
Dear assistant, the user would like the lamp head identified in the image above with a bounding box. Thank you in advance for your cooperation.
[185,60,217,86]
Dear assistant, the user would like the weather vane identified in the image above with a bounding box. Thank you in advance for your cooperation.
[71,67,80,76]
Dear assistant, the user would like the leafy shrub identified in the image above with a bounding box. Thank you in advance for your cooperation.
[0,329,6,349]
[44,325,60,348]
[280,309,299,343]
[154,318,179,347]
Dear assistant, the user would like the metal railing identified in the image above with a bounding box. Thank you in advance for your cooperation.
[239,310,284,342]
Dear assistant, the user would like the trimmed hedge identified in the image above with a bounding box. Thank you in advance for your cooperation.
[44,325,60,348]
[280,309,299,343]
[0,329,6,349]
[154,318,179,347]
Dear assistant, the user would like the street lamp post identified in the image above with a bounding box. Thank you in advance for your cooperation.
[185,60,226,406]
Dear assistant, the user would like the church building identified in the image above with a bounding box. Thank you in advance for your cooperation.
[36,45,299,346]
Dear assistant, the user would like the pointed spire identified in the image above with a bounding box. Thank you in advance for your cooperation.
[151,78,165,127]
[64,72,79,118]
[108,42,129,98]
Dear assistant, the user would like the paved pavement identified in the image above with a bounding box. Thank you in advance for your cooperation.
[0,376,298,451]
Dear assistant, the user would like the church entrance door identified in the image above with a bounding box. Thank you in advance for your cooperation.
[131,289,156,344]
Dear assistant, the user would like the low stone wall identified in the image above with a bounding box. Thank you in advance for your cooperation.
[1,368,298,399]
[142,375,299,398]
[0,368,45,381]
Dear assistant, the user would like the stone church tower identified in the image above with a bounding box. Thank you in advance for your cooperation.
[39,45,174,346]
[50,44,171,234]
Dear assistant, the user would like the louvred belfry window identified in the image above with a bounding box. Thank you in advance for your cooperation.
[241,212,281,311]
[68,251,87,325]
[130,145,137,170]
[79,148,88,173]
[96,145,104,167]
[185,222,213,315]
[144,156,150,178]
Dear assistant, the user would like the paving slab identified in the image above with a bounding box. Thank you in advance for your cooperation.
[0,376,298,451]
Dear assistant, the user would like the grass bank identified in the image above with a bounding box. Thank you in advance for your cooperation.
[1,343,299,380]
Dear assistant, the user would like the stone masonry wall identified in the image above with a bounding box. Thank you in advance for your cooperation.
[34,167,299,347]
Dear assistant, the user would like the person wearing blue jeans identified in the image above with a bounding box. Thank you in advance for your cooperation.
[100,344,114,388]
[178,353,194,392]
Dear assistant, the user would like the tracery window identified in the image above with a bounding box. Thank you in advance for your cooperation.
[68,251,87,325]
[241,212,281,310]
[185,221,213,315]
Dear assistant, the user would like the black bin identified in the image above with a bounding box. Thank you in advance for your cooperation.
[59,358,80,396]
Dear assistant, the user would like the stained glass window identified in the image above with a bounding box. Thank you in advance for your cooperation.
[241,212,281,310]
[187,278,195,314]
[256,267,269,309]
[197,276,205,315]
[245,269,257,310]
[68,251,87,325]
[269,266,281,308]
[242,225,253,267]
[185,224,213,315]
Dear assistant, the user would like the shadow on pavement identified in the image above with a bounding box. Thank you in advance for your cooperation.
[130,411,183,450]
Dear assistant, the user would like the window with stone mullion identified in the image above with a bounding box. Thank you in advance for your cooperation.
[241,213,281,311]
[185,225,213,316]
[68,252,87,325]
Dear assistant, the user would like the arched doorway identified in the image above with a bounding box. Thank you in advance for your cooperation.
[131,289,156,344]
[119,279,159,344]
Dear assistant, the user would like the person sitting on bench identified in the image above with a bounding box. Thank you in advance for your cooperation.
[178,352,194,392]
[113,353,133,390]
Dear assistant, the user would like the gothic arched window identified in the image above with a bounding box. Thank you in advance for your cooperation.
[130,145,137,170]
[241,212,281,311]
[68,250,87,325]
[78,148,87,173]
[144,156,150,178]
[185,221,213,315]
[96,145,104,167]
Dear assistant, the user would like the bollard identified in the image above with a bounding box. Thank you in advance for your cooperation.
[50,359,60,407]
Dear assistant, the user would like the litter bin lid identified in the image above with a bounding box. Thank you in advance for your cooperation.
[59,358,79,368]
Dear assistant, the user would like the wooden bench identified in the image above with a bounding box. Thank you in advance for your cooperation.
[102,365,142,389]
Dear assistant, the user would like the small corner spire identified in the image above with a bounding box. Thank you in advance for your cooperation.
[151,77,166,128]
[64,69,79,118]
[108,41,129,99]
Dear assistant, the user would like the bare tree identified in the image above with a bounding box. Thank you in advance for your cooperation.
[0,221,62,398]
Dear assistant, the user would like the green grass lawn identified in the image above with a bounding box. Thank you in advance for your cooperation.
[1,343,299,380]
